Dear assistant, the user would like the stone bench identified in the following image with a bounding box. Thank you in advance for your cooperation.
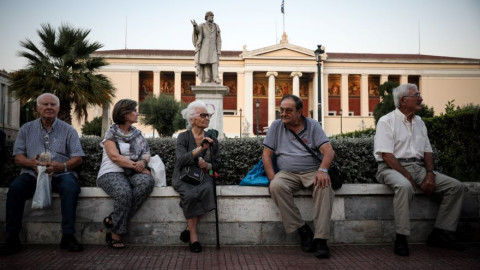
[0,183,479,246]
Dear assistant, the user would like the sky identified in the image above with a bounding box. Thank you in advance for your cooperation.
[1,0,479,72]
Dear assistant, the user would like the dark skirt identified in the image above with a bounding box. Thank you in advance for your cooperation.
[172,176,216,219]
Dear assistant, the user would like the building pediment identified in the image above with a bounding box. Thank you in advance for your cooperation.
[242,43,314,60]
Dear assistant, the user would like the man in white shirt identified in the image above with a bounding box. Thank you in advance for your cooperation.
[374,83,464,256]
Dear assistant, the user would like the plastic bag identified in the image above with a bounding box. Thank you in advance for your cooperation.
[149,155,166,187]
[31,165,52,209]
[240,157,279,187]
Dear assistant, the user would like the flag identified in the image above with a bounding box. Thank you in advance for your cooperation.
[281,0,284,14]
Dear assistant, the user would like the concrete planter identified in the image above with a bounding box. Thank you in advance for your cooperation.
[1,183,479,246]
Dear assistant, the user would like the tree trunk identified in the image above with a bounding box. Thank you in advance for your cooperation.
[59,102,72,125]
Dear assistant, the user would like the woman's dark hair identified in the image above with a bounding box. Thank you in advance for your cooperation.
[281,94,303,110]
[112,99,137,124]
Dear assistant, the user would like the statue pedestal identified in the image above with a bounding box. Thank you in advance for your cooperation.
[191,84,228,138]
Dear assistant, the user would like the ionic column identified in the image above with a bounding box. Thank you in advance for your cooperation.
[244,71,254,135]
[360,74,369,116]
[153,72,160,96]
[341,74,348,116]
[266,71,278,126]
[324,73,329,114]
[400,75,408,85]
[380,74,388,85]
[290,72,302,97]
[174,71,182,101]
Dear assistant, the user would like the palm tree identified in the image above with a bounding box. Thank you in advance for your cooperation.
[9,23,115,124]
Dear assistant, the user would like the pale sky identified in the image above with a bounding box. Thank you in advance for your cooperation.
[1,0,479,72]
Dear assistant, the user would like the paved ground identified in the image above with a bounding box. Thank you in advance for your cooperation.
[1,243,479,270]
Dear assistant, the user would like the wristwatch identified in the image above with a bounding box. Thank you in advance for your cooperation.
[318,168,328,174]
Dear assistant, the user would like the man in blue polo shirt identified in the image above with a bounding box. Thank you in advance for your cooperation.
[0,93,85,256]
[263,94,335,259]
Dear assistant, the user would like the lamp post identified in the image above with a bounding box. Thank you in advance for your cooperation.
[255,100,260,136]
[239,108,242,138]
[340,108,343,134]
[314,44,326,126]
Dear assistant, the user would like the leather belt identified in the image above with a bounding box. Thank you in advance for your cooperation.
[378,158,423,163]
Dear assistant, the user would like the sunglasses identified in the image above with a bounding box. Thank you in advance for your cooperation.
[195,113,213,119]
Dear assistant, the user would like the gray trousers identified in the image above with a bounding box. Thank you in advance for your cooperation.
[97,172,155,235]
[269,170,334,239]
[376,162,464,235]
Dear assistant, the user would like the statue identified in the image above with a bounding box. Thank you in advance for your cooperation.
[191,11,222,84]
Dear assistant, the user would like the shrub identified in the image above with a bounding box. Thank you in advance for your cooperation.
[81,116,102,136]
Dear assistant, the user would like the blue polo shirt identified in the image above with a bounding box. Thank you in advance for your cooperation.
[13,118,85,177]
[263,116,329,173]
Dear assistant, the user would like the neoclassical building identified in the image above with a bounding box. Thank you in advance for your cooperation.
[0,71,20,139]
[79,34,480,137]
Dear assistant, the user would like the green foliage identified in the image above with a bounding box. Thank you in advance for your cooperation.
[373,81,434,125]
[373,81,398,125]
[444,100,456,115]
[331,128,376,139]
[2,107,479,187]
[81,116,102,136]
[139,95,186,137]
[9,23,115,124]
[423,104,480,182]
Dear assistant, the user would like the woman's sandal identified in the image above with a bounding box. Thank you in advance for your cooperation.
[103,212,114,229]
[180,228,190,243]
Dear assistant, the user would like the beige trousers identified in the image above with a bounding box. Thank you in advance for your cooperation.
[376,162,464,235]
[269,170,334,239]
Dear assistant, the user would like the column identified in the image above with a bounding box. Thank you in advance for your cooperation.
[313,71,318,121]
[324,73,329,114]
[400,75,408,85]
[290,72,302,97]
[360,74,369,116]
[153,72,160,96]
[266,71,278,126]
[341,74,348,116]
[244,71,254,135]
[237,71,245,112]
[219,72,224,84]
[380,74,388,84]
[174,71,182,101]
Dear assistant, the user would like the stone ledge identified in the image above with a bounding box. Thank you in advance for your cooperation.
[0,183,478,245]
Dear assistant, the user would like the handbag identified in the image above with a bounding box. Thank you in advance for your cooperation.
[239,159,270,186]
[287,128,343,189]
[239,156,279,186]
[114,141,137,177]
[181,165,204,185]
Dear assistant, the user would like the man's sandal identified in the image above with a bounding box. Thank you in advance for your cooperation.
[109,239,125,249]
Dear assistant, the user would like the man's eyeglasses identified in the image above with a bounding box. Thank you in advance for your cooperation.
[403,93,421,99]
[195,113,213,119]
[279,107,295,114]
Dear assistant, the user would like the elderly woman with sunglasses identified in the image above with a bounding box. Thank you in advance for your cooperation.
[97,99,155,249]
[172,100,221,253]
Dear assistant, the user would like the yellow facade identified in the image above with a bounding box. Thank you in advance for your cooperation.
[74,37,480,137]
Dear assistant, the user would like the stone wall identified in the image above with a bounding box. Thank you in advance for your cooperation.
[0,183,479,246]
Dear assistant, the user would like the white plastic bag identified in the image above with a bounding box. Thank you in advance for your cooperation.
[149,155,166,187]
[31,165,52,209]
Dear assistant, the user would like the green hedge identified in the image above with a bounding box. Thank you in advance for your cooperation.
[1,107,478,187]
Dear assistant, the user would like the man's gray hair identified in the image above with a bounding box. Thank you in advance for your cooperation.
[181,100,208,130]
[37,93,60,106]
[393,83,417,108]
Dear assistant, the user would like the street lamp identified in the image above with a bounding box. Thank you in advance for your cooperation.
[314,44,326,126]
[340,108,343,134]
[239,108,243,138]
[255,100,260,136]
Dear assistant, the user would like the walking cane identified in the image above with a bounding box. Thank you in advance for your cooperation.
[206,133,220,249]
